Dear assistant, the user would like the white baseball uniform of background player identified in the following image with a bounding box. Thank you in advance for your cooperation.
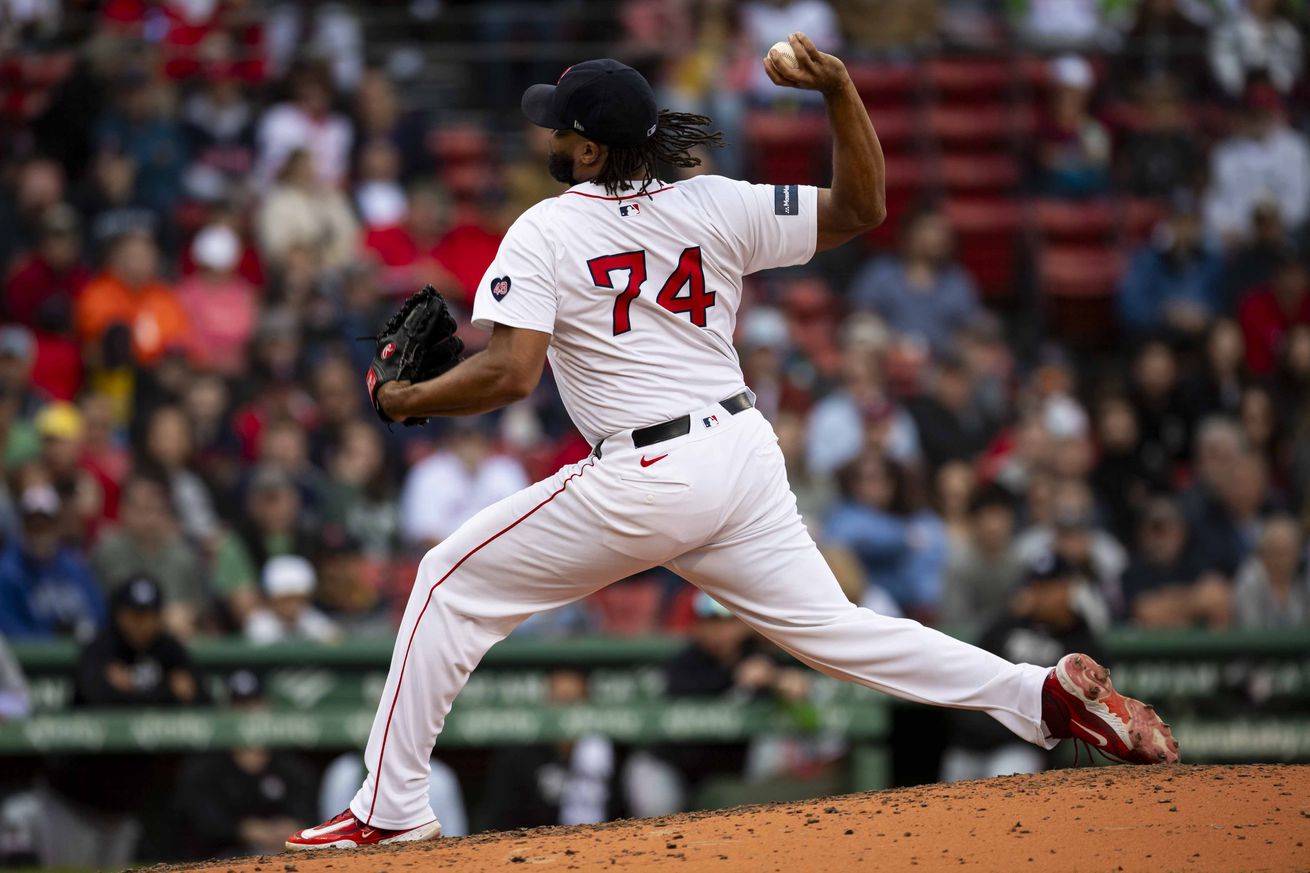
[320,41,1062,837]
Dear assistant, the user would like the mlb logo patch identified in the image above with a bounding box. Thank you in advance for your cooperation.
[490,276,512,301]
[702,414,720,429]
[619,203,641,217]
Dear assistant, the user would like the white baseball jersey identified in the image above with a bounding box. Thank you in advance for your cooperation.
[346,174,1054,833]
[472,176,818,444]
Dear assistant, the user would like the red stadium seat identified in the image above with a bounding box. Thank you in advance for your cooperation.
[1031,198,1117,244]
[945,198,1024,301]
[1039,244,1126,346]
[864,106,921,155]
[927,104,1015,150]
[1120,197,1165,243]
[926,57,1012,102]
[744,111,829,184]
[848,62,919,109]
[940,154,1020,195]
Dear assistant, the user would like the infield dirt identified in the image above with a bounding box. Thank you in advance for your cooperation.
[146,763,1308,872]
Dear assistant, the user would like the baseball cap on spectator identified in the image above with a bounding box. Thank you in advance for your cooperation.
[1050,54,1094,91]
[35,402,86,442]
[0,326,34,361]
[19,484,60,517]
[264,555,317,598]
[112,575,165,612]
[1043,395,1088,440]
[357,182,408,228]
[693,591,733,619]
[1025,552,1077,584]
[226,669,264,704]
[192,224,241,273]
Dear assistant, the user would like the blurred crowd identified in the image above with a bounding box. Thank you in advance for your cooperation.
[0,0,1309,863]
[2,0,1307,652]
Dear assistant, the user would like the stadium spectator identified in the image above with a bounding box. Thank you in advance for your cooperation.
[825,452,947,618]
[235,464,316,571]
[181,65,257,196]
[475,669,619,829]
[1121,496,1231,627]
[1090,395,1168,545]
[95,67,190,217]
[941,553,1105,782]
[805,318,920,476]
[177,224,260,376]
[35,400,113,543]
[245,554,340,645]
[1117,76,1205,199]
[940,484,1025,635]
[1203,83,1310,246]
[1181,319,1246,425]
[400,420,529,548]
[253,62,353,189]
[0,484,105,640]
[1128,341,1194,471]
[1117,194,1224,338]
[848,206,981,356]
[1013,478,1120,628]
[1220,200,1292,305]
[1114,0,1209,98]
[1232,515,1310,627]
[90,469,203,638]
[1188,449,1276,577]
[904,353,997,472]
[75,230,189,367]
[35,576,203,869]
[176,670,317,856]
[255,149,359,271]
[142,405,220,545]
[0,158,64,270]
[322,419,400,560]
[1034,55,1111,197]
[1238,248,1310,376]
[1209,0,1304,98]
[741,0,842,105]
[3,203,89,333]
[78,150,162,263]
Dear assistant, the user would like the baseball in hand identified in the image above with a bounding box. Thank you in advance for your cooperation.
[769,40,799,70]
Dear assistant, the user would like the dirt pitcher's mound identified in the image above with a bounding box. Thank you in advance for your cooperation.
[155,764,1308,872]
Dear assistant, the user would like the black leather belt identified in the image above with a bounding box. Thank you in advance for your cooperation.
[593,391,753,459]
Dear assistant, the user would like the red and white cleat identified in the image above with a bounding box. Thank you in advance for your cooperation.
[1042,653,1181,765]
[285,809,441,851]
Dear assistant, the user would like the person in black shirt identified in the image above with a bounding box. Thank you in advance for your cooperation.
[940,554,1105,782]
[36,576,205,869]
[174,671,317,858]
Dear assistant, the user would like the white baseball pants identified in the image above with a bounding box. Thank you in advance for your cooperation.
[350,401,1054,829]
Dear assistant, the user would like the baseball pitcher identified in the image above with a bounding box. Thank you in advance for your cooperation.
[289,34,1178,850]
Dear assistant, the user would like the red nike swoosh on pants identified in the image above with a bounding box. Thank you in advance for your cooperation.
[639,454,669,467]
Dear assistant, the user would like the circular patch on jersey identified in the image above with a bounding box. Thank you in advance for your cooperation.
[490,276,512,301]
[380,341,396,360]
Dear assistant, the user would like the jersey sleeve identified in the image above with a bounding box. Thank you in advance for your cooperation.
[714,178,819,275]
[471,203,560,334]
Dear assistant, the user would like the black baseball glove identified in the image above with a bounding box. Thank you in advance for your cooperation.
[365,285,465,426]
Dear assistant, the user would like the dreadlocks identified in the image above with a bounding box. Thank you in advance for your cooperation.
[593,110,725,196]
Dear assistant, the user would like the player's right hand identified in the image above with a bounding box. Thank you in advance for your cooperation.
[763,32,850,97]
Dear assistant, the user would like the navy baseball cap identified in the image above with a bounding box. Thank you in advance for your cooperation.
[521,59,658,147]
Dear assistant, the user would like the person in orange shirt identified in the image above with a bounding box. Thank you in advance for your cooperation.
[75,230,189,366]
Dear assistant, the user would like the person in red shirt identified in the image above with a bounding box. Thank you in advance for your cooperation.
[1239,250,1310,377]
[4,204,91,332]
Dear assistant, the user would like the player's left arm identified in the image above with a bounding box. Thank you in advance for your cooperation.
[376,324,550,420]
[764,32,886,251]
